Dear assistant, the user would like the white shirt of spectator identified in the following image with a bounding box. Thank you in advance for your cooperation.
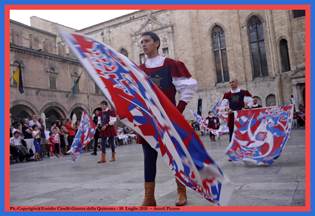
[29,120,41,128]
[10,136,21,146]
[32,130,41,139]
[45,130,50,140]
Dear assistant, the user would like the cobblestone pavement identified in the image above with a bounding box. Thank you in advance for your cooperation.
[9,128,306,207]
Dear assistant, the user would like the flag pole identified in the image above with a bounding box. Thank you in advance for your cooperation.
[10,58,25,81]
[66,70,84,98]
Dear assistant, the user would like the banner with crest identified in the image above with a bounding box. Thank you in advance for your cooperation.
[226,105,293,165]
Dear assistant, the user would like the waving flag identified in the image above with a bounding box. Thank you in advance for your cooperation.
[209,125,229,137]
[190,110,208,133]
[190,110,229,137]
[226,105,293,165]
[212,99,228,123]
[60,30,234,206]
[217,125,229,137]
[68,110,96,162]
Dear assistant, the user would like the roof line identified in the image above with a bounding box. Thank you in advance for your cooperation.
[10,19,57,37]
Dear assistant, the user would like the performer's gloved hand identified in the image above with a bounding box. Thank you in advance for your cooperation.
[176,100,187,114]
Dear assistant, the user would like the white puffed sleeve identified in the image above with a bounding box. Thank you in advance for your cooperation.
[172,77,198,103]
[244,96,254,108]
[109,116,117,126]
[97,116,101,126]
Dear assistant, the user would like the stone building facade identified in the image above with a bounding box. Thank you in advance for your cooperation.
[10,9,306,126]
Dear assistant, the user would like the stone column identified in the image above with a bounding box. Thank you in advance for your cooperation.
[292,84,298,111]
[296,84,301,109]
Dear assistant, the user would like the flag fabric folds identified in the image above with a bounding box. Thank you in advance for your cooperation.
[190,110,208,133]
[209,125,229,137]
[67,110,96,162]
[226,105,293,165]
[212,99,228,123]
[60,30,234,206]
[190,110,229,136]
[217,125,229,136]
[12,63,24,94]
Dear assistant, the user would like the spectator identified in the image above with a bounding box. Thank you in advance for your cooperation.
[44,127,51,156]
[45,127,50,141]
[292,109,298,129]
[291,95,295,105]
[10,131,29,156]
[60,120,69,155]
[22,119,35,159]
[298,110,304,128]
[51,122,57,133]
[29,114,41,129]
[74,120,80,134]
[301,111,305,128]
[56,120,65,156]
[91,110,100,156]
[252,98,262,108]
[47,132,56,159]
[16,123,24,143]
[32,125,42,161]
[38,118,47,157]
[52,127,63,158]
[66,118,75,148]
[10,125,15,138]
[299,104,304,112]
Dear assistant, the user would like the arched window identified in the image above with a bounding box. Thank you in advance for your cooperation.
[266,94,276,106]
[120,48,128,57]
[212,25,229,83]
[279,39,291,72]
[248,16,269,79]
[253,96,262,106]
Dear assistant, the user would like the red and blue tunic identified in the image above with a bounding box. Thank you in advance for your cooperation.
[206,116,220,129]
[223,90,252,127]
[137,58,192,144]
[98,109,117,137]
[139,58,191,104]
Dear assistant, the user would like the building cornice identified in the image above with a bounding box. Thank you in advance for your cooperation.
[10,19,57,37]
[10,44,81,65]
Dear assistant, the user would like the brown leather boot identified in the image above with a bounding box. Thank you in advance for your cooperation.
[175,178,187,206]
[97,153,106,163]
[110,152,116,162]
[141,182,156,206]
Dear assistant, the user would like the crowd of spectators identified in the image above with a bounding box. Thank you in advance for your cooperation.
[10,114,137,164]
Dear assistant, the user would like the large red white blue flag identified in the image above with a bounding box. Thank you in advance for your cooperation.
[68,110,96,162]
[60,30,234,205]
[226,105,293,165]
